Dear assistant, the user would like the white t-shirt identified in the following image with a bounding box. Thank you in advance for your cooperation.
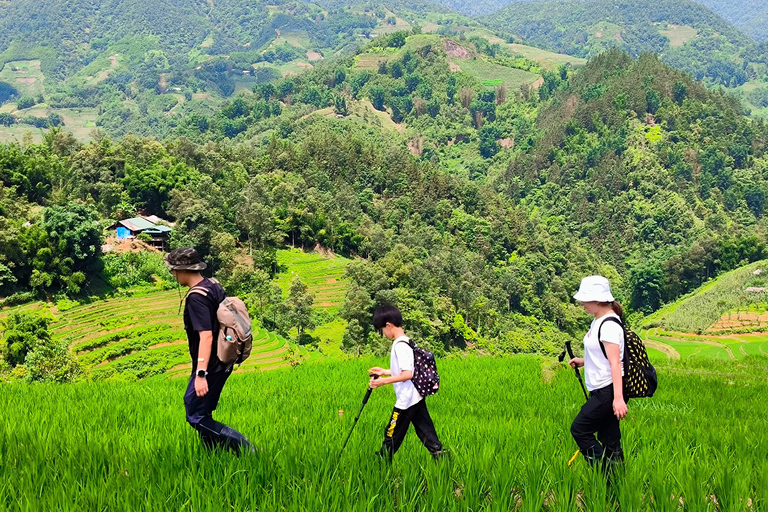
[390,336,423,410]
[583,314,625,391]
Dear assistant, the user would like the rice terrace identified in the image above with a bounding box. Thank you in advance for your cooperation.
[2,0,768,509]
[1,251,768,510]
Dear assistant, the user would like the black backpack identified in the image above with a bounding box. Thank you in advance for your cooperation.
[597,317,658,398]
[399,339,440,397]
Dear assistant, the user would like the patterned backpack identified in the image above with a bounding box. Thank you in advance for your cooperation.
[598,317,657,398]
[399,338,440,397]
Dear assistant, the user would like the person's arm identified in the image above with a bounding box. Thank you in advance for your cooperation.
[568,357,584,368]
[195,330,213,397]
[369,370,412,389]
[368,366,392,377]
[603,342,627,420]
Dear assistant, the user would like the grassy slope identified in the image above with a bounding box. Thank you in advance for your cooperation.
[2,356,767,509]
[639,259,768,362]
[275,248,352,351]
[275,248,351,313]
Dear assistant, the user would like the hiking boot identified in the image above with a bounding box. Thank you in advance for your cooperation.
[431,449,450,460]
[220,426,256,456]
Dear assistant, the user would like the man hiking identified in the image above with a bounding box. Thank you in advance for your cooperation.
[368,304,447,461]
[165,247,254,454]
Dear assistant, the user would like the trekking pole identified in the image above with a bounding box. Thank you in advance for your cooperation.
[559,341,588,466]
[339,374,379,456]
[559,341,588,402]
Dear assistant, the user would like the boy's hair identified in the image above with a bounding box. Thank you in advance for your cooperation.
[373,304,403,330]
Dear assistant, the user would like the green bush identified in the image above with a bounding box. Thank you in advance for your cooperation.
[102,251,174,289]
[55,299,80,311]
[0,311,80,383]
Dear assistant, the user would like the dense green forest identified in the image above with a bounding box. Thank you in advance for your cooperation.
[2,32,767,373]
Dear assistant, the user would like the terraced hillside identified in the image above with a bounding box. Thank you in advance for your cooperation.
[275,248,351,313]
[640,260,768,362]
[3,288,314,381]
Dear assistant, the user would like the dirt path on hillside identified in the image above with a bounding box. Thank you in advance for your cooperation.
[644,339,680,359]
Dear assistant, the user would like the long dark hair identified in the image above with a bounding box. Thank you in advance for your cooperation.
[609,300,623,319]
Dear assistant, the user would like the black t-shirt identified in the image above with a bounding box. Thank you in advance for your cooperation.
[184,278,226,373]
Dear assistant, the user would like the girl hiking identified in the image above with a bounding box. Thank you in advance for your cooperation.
[568,275,627,471]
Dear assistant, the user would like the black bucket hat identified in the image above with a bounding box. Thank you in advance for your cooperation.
[164,247,207,271]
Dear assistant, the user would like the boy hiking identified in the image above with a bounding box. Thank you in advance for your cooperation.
[165,247,254,455]
[368,304,447,460]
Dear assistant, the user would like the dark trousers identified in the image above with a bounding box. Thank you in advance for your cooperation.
[184,370,251,453]
[381,399,442,458]
[570,384,625,465]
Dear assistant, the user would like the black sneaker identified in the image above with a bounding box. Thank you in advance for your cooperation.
[431,449,450,460]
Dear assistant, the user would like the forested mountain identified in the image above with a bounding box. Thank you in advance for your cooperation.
[0,0,448,79]
[0,0,478,140]
[3,0,768,142]
[480,0,764,89]
[419,0,510,16]
[693,0,768,41]
[430,0,768,42]
[2,32,766,359]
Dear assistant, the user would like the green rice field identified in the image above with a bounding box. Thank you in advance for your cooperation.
[2,355,767,510]
[642,328,768,362]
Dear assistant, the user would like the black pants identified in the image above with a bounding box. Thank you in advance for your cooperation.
[381,399,442,458]
[184,369,250,453]
[570,384,625,465]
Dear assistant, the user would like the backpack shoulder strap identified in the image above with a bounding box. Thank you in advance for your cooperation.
[596,316,624,359]
[187,286,208,297]
[395,337,416,350]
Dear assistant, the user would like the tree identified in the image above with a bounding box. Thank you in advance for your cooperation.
[1,312,50,367]
[388,31,406,48]
[745,185,765,217]
[34,204,102,294]
[426,98,440,118]
[673,81,687,105]
[369,86,386,111]
[341,318,365,355]
[333,94,348,116]
[17,96,35,109]
[629,261,664,314]
[478,125,501,159]
[286,277,315,342]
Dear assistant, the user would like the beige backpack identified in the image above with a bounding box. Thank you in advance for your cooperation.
[188,279,253,366]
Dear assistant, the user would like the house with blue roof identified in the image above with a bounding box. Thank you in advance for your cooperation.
[113,216,173,251]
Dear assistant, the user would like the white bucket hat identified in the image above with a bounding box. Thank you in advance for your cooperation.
[573,275,615,303]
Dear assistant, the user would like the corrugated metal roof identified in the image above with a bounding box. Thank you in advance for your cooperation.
[118,217,156,232]
[143,227,173,235]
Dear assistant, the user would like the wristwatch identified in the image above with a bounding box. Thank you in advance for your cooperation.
[196,369,208,378]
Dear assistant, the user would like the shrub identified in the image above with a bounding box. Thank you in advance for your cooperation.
[102,251,174,289]
[0,311,80,383]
